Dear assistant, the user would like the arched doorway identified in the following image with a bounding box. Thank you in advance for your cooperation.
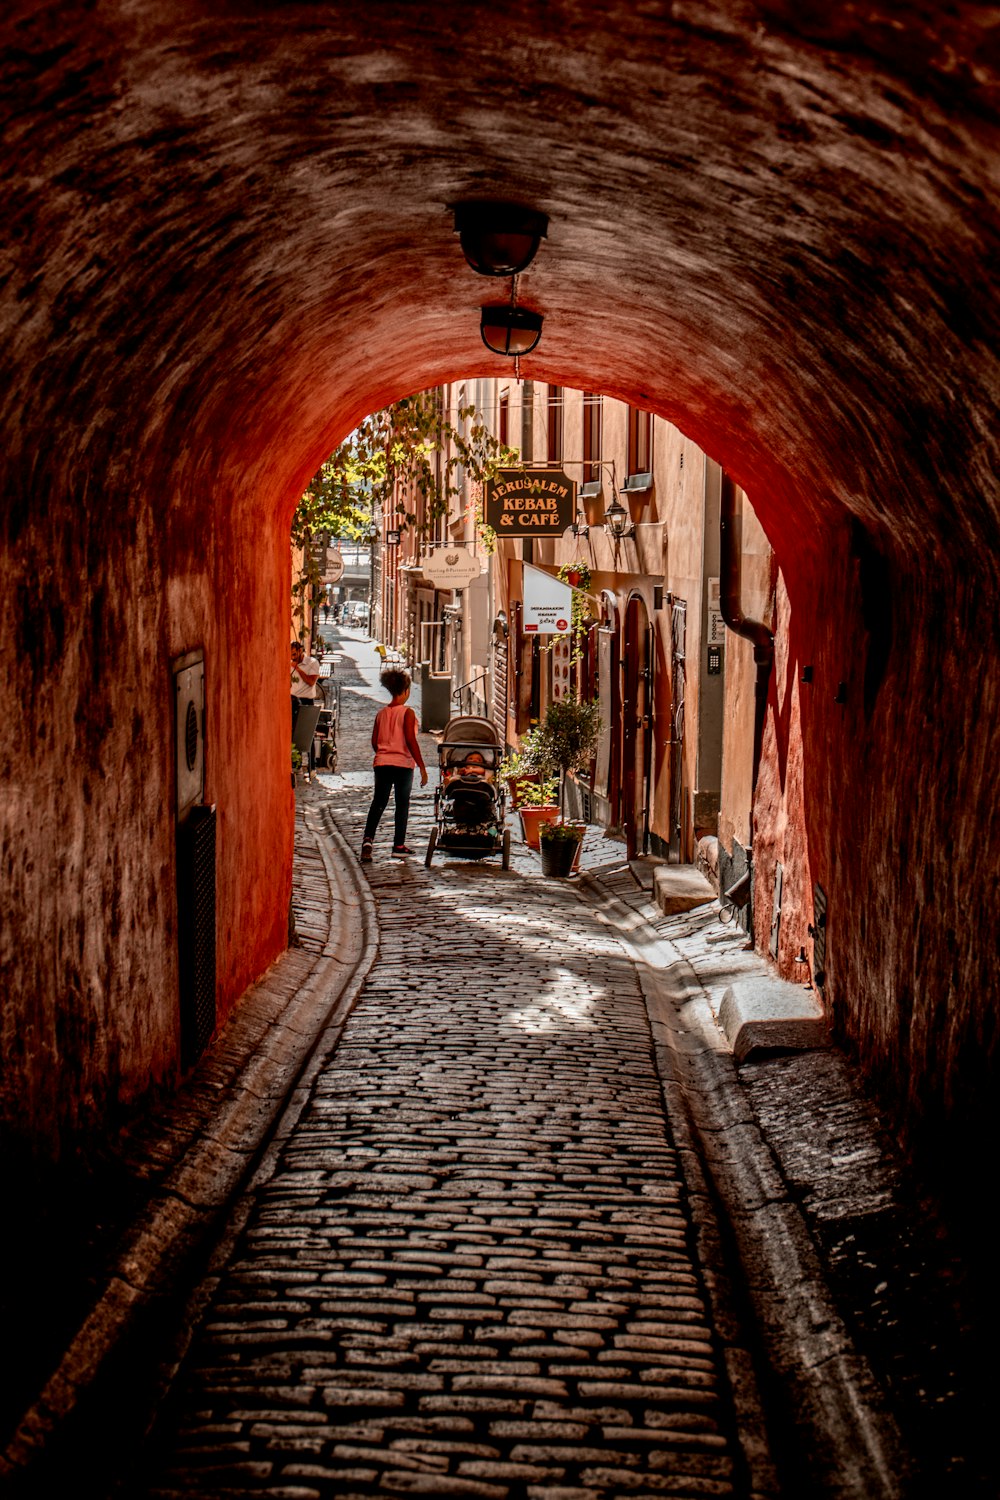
[592,592,621,831]
[622,592,653,859]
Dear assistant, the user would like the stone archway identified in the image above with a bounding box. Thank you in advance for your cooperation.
[3,3,1000,1183]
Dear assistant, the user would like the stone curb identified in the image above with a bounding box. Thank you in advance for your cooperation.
[0,797,378,1488]
[576,869,910,1500]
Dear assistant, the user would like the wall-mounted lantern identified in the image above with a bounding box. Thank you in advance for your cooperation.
[603,494,635,541]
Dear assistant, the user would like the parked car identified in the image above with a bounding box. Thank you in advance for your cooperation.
[341,601,370,628]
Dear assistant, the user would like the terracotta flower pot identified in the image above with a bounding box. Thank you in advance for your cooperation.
[519,805,559,849]
[508,773,542,809]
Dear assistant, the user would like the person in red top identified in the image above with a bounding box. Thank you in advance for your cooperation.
[360,669,427,861]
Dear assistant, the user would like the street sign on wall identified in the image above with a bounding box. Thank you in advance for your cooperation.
[522,564,573,634]
[418,546,482,589]
[484,468,575,538]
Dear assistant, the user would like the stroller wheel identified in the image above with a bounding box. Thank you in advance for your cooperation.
[425,827,438,868]
[501,827,511,871]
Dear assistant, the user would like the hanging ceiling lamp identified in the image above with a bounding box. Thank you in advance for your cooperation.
[480,304,543,357]
[453,202,549,277]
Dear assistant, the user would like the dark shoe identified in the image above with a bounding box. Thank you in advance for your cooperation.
[391,844,413,856]
[360,841,373,863]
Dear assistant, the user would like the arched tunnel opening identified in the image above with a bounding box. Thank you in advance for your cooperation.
[3,2,1000,1316]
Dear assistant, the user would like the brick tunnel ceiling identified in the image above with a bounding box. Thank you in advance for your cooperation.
[4,1,1000,568]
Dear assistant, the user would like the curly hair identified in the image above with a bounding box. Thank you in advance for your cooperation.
[380,668,411,697]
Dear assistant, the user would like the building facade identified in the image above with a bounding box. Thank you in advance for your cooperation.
[372,381,774,916]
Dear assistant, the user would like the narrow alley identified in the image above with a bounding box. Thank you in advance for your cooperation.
[126,632,756,1499]
[2,629,983,1499]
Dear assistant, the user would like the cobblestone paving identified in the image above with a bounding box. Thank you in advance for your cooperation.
[589,861,994,1495]
[132,633,749,1498]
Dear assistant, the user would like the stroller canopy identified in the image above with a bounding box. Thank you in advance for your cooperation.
[439,716,502,768]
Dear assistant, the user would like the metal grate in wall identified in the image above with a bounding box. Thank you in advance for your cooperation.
[177,803,217,1068]
[812,883,828,991]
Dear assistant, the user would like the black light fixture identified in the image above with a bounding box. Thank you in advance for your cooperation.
[365,519,379,540]
[480,304,543,357]
[603,494,635,541]
[569,517,590,539]
[454,202,549,277]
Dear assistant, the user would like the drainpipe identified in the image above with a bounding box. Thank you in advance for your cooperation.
[719,472,774,914]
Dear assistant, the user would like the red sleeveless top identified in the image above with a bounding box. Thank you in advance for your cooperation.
[373,704,415,768]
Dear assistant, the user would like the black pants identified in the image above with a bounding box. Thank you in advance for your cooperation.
[363,766,413,847]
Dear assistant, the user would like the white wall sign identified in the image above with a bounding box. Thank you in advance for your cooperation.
[523,564,573,634]
[419,546,482,589]
[323,547,345,583]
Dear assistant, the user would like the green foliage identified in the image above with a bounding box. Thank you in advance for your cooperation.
[549,561,594,663]
[291,389,518,633]
[516,776,559,807]
[498,725,553,781]
[539,819,586,842]
[537,693,603,816]
[539,694,602,777]
[291,743,302,772]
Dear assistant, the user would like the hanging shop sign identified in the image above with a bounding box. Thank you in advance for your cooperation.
[418,546,483,589]
[323,547,345,583]
[522,564,573,634]
[386,529,401,546]
[484,468,575,537]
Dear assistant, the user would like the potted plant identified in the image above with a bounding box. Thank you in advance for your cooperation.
[499,725,552,808]
[516,775,560,849]
[558,559,592,592]
[539,818,586,877]
[291,742,302,787]
[537,693,602,818]
[534,693,602,874]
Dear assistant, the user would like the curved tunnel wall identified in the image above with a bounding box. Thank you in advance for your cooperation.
[2,2,999,1176]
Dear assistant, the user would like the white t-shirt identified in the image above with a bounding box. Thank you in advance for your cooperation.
[291,655,321,700]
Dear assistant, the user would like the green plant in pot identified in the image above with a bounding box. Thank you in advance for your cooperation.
[499,726,554,807]
[516,774,559,850]
[537,693,602,817]
[518,775,558,808]
[538,816,586,876]
[534,693,602,874]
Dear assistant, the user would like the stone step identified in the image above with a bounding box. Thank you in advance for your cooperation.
[719,975,829,1062]
[651,862,717,914]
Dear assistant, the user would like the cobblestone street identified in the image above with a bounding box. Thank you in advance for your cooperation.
[129,633,754,1498]
[0,629,987,1498]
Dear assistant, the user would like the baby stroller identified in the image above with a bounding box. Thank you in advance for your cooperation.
[425,715,511,870]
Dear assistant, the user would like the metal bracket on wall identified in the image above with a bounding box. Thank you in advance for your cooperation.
[769,862,783,959]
